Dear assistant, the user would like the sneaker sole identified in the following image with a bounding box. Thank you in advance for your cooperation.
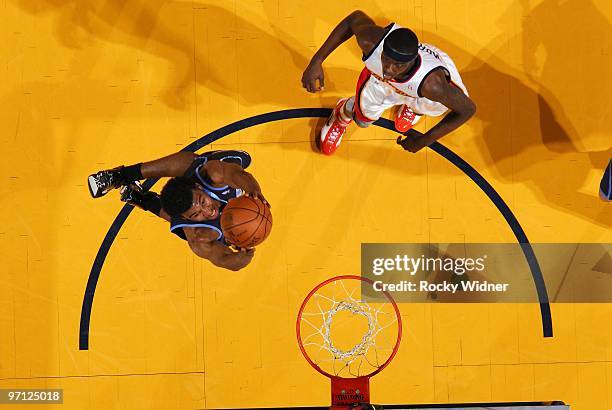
[88,175,107,198]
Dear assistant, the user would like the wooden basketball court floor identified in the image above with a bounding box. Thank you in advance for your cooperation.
[0,0,611,409]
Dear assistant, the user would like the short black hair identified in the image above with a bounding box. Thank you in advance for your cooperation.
[383,28,419,62]
[160,177,196,218]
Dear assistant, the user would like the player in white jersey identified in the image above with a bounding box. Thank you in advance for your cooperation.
[302,10,476,155]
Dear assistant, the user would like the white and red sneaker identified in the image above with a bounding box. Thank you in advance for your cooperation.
[320,98,352,155]
[395,104,420,133]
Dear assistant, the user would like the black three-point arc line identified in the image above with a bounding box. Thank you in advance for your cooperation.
[79,108,553,350]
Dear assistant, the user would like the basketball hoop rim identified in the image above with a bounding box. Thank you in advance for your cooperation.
[295,275,403,379]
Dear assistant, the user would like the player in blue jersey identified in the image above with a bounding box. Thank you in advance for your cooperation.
[88,150,268,271]
[601,159,611,202]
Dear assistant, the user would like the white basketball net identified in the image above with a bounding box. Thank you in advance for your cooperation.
[299,278,400,378]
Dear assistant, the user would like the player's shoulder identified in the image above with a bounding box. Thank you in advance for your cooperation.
[199,159,223,179]
[349,11,388,54]
[419,68,451,99]
[359,25,388,47]
[198,158,235,188]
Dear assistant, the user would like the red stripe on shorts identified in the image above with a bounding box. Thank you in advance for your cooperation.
[354,67,376,123]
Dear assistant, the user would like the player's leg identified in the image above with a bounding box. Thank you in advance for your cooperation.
[352,70,393,129]
[119,182,172,222]
[319,97,354,155]
[88,151,197,198]
[600,159,611,201]
[319,68,387,155]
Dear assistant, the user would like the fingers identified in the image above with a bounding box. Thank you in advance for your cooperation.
[244,192,271,208]
[397,135,423,153]
[396,136,415,152]
[396,136,408,150]
[301,73,314,93]
[261,198,271,208]
[237,247,255,256]
[302,77,324,93]
[257,193,271,208]
[302,62,325,93]
[308,79,319,93]
[256,194,271,208]
[301,71,312,92]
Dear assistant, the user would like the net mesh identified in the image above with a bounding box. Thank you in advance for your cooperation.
[298,277,400,378]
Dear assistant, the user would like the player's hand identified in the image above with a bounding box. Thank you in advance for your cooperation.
[234,246,255,257]
[302,62,325,93]
[245,191,271,208]
[397,130,427,153]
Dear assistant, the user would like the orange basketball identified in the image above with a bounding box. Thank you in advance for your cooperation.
[220,196,272,248]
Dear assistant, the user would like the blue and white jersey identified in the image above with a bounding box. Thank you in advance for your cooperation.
[169,150,251,243]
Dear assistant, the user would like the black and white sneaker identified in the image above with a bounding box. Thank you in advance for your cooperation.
[120,182,160,212]
[88,166,126,198]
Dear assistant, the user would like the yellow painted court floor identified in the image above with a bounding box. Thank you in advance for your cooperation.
[0,0,611,409]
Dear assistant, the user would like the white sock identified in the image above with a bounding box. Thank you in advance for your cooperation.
[339,97,354,123]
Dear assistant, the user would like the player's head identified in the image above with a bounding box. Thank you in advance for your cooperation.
[381,28,419,80]
[161,177,220,221]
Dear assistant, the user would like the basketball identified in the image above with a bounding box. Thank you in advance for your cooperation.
[220,196,272,248]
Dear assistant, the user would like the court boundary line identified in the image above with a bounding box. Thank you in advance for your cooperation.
[79,107,552,350]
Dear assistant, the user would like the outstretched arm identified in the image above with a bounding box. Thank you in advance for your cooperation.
[184,227,255,271]
[302,10,386,92]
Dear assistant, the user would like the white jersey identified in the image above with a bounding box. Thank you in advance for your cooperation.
[362,23,468,114]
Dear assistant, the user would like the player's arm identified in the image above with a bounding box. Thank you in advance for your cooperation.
[302,10,386,92]
[184,227,255,271]
[201,160,269,205]
[398,71,476,153]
